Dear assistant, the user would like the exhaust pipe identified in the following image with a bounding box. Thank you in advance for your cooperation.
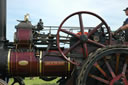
[0,0,6,48]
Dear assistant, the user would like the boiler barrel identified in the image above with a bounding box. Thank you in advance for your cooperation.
[7,50,73,77]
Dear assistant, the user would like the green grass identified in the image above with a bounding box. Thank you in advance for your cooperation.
[8,77,59,85]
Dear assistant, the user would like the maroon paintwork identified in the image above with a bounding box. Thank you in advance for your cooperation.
[9,50,73,77]
[16,29,32,43]
[10,51,39,76]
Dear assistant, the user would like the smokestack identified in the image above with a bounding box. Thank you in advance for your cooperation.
[0,0,6,41]
[0,0,6,48]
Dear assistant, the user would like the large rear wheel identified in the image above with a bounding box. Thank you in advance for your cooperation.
[77,45,128,85]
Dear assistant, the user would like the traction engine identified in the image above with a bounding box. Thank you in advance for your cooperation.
[0,0,128,85]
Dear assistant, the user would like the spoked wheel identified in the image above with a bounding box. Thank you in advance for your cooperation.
[77,45,128,85]
[0,79,8,85]
[57,11,111,65]
[11,77,25,85]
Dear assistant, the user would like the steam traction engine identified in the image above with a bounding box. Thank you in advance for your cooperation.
[0,0,128,85]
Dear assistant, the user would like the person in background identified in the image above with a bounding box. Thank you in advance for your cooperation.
[114,7,128,41]
[115,7,128,34]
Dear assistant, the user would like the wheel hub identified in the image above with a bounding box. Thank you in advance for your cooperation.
[80,35,88,43]
[113,80,124,85]
[110,74,127,85]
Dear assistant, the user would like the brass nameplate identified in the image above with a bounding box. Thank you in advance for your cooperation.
[18,60,29,66]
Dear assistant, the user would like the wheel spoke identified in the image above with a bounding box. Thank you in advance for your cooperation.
[88,22,104,37]
[88,39,105,47]
[82,43,88,58]
[105,59,116,78]
[122,62,127,75]
[64,40,81,55]
[115,54,120,74]
[78,14,84,35]
[89,74,110,84]
[94,62,108,79]
[61,29,80,39]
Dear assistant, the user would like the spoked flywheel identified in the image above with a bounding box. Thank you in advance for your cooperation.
[57,11,111,65]
[77,45,128,85]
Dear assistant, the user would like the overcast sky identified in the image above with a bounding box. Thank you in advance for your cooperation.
[7,0,128,41]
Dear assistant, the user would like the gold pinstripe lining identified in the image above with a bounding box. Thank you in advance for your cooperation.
[68,58,70,71]
[68,62,70,72]
[8,49,11,73]
[39,51,43,75]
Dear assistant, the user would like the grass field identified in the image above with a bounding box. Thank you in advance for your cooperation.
[8,77,59,85]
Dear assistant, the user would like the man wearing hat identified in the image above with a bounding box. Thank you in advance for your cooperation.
[115,7,128,32]
[115,7,128,40]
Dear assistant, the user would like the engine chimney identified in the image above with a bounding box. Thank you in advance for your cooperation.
[0,0,6,48]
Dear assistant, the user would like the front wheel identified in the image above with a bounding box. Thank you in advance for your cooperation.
[0,79,8,85]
